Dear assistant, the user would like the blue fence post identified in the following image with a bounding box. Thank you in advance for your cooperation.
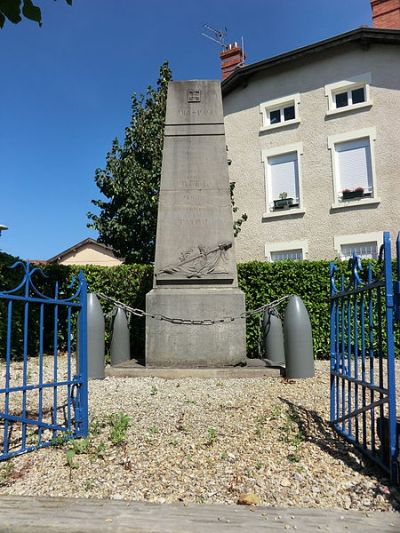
[77,271,89,437]
[395,232,400,321]
[384,232,398,482]
[329,263,337,424]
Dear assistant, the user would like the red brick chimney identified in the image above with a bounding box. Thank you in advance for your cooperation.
[220,42,245,80]
[371,0,400,28]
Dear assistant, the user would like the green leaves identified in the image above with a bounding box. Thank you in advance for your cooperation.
[0,0,72,29]
[230,181,248,237]
[89,64,248,262]
[109,413,131,446]
[3,253,392,361]
[0,0,21,28]
[238,260,333,358]
[65,449,78,469]
[0,0,22,27]
[88,62,173,264]
[22,0,41,24]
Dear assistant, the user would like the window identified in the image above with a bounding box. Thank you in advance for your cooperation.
[271,249,303,261]
[327,128,379,209]
[269,104,295,125]
[324,73,372,116]
[260,93,300,131]
[340,242,377,260]
[262,143,304,216]
[265,240,308,262]
[335,86,365,109]
[334,232,382,261]
[336,138,372,196]
[269,152,299,206]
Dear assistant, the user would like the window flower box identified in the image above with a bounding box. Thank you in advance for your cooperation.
[273,197,294,209]
[342,187,365,200]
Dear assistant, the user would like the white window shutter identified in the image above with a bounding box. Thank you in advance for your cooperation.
[336,138,372,191]
[268,152,299,201]
[271,249,303,261]
[341,242,377,260]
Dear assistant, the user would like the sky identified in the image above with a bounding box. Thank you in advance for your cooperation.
[0,0,372,260]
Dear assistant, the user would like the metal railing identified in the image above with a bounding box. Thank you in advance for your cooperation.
[0,261,88,461]
[329,231,398,482]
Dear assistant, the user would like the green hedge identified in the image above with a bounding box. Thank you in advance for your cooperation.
[238,261,332,357]
[0,256,153,360]
[0,255,386,360]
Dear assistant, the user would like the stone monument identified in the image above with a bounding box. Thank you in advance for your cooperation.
[146,80,246,367]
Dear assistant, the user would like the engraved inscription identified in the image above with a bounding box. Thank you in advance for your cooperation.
[178,108,212,117]
[181,179,203,188]
[187,89,201,102]
[181,193,197,202]
[173,218,210,226]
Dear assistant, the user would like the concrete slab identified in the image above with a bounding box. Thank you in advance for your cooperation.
[105,361,282,379]
[0,496,398,532]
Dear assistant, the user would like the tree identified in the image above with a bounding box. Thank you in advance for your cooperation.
[88,62,247,264]
[88,62,172,264]
[231,182,248,238]
[0,0,72,29]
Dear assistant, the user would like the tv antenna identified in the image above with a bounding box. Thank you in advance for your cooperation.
[201,24,228,49]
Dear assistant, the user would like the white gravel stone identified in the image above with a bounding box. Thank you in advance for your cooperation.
[0,360,399,513]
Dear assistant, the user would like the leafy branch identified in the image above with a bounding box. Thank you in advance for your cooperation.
[0,0,72,29]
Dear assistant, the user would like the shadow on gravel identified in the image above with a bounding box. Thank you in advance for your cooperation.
[278,397,400,511]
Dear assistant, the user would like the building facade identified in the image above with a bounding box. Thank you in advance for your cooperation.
[47,238,123,266]
[222,14,400,262]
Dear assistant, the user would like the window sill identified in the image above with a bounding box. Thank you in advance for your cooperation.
[262,208,305,219]
[326,101,372,117]
[331,197,380,210]
[259,118,300,133]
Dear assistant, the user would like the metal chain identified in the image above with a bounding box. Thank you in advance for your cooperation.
[96,292,290,326]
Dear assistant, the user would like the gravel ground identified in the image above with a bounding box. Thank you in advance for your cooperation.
[0,359,399,513]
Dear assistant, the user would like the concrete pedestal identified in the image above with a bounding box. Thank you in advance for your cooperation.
[146,288,246,367]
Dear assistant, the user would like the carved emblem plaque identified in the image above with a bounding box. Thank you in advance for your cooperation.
[187,89,201,102]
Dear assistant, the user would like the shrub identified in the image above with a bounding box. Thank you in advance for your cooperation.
[238,260,332,357]
[1,256,393,360]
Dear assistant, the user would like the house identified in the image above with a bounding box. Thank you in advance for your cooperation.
[222,0,400,261]
[46,238,123,266]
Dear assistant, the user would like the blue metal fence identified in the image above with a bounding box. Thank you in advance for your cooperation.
[330,231,398,482]
[0,261,88,461]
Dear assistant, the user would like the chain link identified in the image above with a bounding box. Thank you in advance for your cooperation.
[96,292,290,326]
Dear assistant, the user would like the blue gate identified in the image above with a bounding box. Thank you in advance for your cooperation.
[329,231,398,482]
[0,261,88,461]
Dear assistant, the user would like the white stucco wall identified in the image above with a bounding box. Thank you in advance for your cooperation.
[58,243,123,266]
[223,43,400,261]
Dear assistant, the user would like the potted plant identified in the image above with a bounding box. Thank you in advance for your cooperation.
[273,192,294,209]
[342,187,364,200]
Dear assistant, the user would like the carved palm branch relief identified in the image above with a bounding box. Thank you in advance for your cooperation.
[157,241,232,278]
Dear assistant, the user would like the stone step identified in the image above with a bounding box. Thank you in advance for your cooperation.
[105,361,283,379]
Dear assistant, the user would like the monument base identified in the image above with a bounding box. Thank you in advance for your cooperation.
[146,288,247,368]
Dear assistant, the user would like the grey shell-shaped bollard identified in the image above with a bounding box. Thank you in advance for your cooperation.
[110,307,131,366]
[283,296,315,379]
[87,293,105,380]
[262,311,285,365]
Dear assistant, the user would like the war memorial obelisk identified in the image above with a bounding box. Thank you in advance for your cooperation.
[146,80,246,367]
